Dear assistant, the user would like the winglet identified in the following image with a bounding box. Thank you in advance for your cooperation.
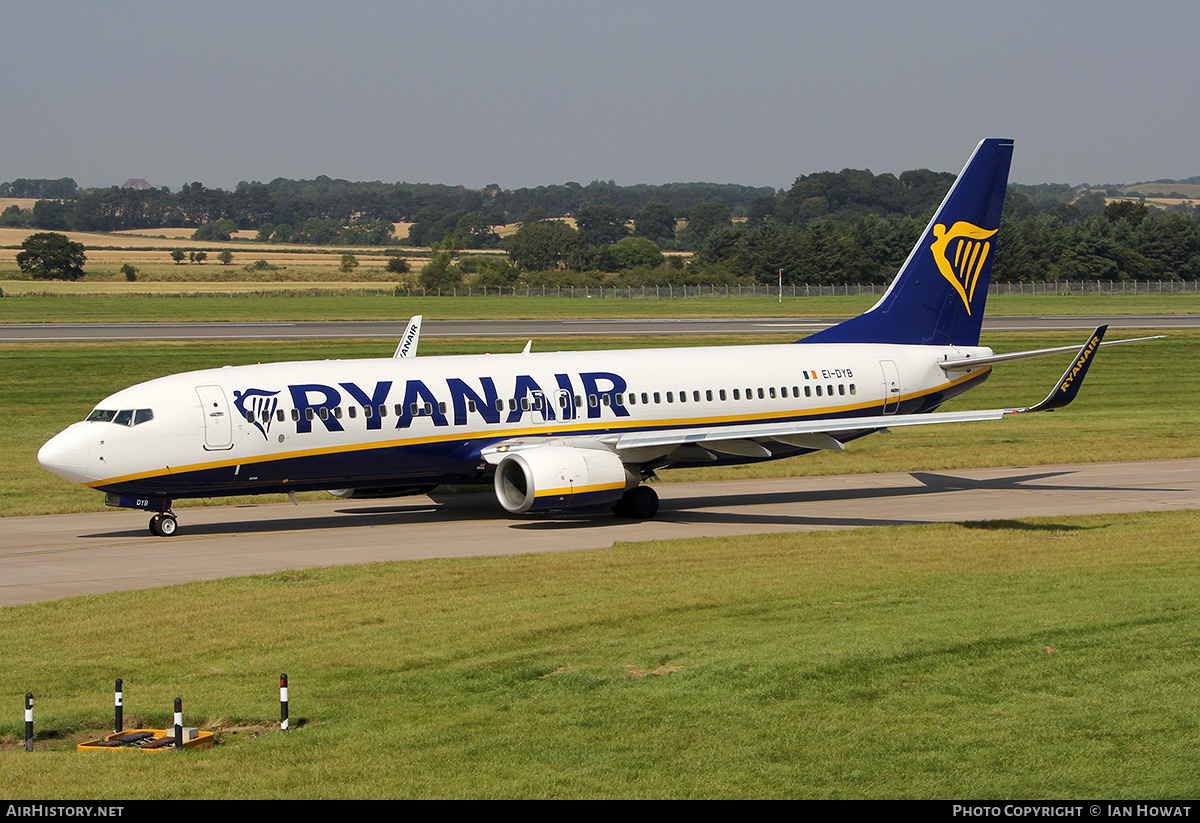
[1019,326,1107,413]
[394,315,422,358]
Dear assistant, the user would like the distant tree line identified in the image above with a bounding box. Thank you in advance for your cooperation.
[0,177,79,199]
[684,183,1200,285]
[5,171,1200,284]
[0,175,773,243]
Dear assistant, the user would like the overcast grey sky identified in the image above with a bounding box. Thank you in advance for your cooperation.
[4,1,1197,192]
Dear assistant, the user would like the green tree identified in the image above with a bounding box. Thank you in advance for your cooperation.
[170,249,186,264]
[631,202,676,244]
[608,236,666,270]
[419,235,464,289]
[406,208,465,247]
[16,232,86,280]
[506,221,585,271]
[217,250,234,265]
[575,204,630,246]
[0,204,29,228]
[385,256,410,274]
[340,253,359,273]
[121,263,138,282]
[677,202,732,250]
[459,255,519,285]
[1074,190,1107,216]
[30,199,71,231]
[453,212,504,248]
[1103,200,1149,226]
[191,219,238,241]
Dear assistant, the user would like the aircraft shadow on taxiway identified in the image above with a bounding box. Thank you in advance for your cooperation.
[78,469,1172,539]
[512,469,1170,532]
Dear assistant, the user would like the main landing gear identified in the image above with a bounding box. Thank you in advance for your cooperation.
[149,512,179,537]
[612,485,659,520]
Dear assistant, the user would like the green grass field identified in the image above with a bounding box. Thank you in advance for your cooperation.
[2,510,1198,798]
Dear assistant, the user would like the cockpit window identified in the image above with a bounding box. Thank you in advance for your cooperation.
[86,408,154,426]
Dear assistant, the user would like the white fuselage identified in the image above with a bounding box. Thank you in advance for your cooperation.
[38,341,992,501]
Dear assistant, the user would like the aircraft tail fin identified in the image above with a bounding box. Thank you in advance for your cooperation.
[800,138,1014,347]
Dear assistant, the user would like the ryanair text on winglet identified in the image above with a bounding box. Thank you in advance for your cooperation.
[1058,333,1102,394]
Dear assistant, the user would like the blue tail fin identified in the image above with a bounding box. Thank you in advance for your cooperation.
[800,138,1014,347]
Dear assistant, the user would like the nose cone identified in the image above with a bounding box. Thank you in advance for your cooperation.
[38,424,93,485]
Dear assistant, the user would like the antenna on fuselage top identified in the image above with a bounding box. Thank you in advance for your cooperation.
[394,315,422,358]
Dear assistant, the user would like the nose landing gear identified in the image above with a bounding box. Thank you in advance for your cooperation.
[104,494,178,537]
[149,512,178,537]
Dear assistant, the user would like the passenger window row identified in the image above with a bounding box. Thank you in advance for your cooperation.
[241,382,859,425]
[623,383,857,405]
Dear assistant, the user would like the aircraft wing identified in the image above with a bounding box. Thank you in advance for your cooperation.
[482,326,1120,466]
[606,407,1009,454]
[481,407,1016,466]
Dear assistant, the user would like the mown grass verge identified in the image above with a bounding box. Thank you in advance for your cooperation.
[1,509,1197,798]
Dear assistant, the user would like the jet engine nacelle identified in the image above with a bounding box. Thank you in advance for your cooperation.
[493,446,637,513]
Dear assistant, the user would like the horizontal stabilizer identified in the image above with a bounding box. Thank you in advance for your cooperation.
[940,331,1164,372]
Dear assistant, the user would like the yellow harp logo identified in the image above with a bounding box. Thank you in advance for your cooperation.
[930,221,998,315]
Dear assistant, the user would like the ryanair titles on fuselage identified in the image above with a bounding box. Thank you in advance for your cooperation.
[234,370,633,439]
[229,360,861,441]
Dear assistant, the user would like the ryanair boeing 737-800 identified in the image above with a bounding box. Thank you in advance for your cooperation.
[37,139,1155,536]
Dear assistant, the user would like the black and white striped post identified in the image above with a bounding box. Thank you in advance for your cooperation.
[280,674,288,731]
[114,678,123,734]
[173,697,183,750]
[24,693,33,752]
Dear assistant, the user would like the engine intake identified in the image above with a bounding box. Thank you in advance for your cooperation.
[494,447,636,513]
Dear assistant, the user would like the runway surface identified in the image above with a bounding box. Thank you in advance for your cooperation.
[2,315,1195,342]
[2,458,1197,607]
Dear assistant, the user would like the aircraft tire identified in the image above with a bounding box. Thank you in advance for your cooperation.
[150,513,178,537]
[614,485,658,520]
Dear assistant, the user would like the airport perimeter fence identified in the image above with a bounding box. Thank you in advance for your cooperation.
[9,280,1200,300]
[389,280,1200,299]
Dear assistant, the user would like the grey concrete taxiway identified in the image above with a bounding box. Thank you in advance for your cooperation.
[1,314,1196,342]
[2,458,1197,607]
